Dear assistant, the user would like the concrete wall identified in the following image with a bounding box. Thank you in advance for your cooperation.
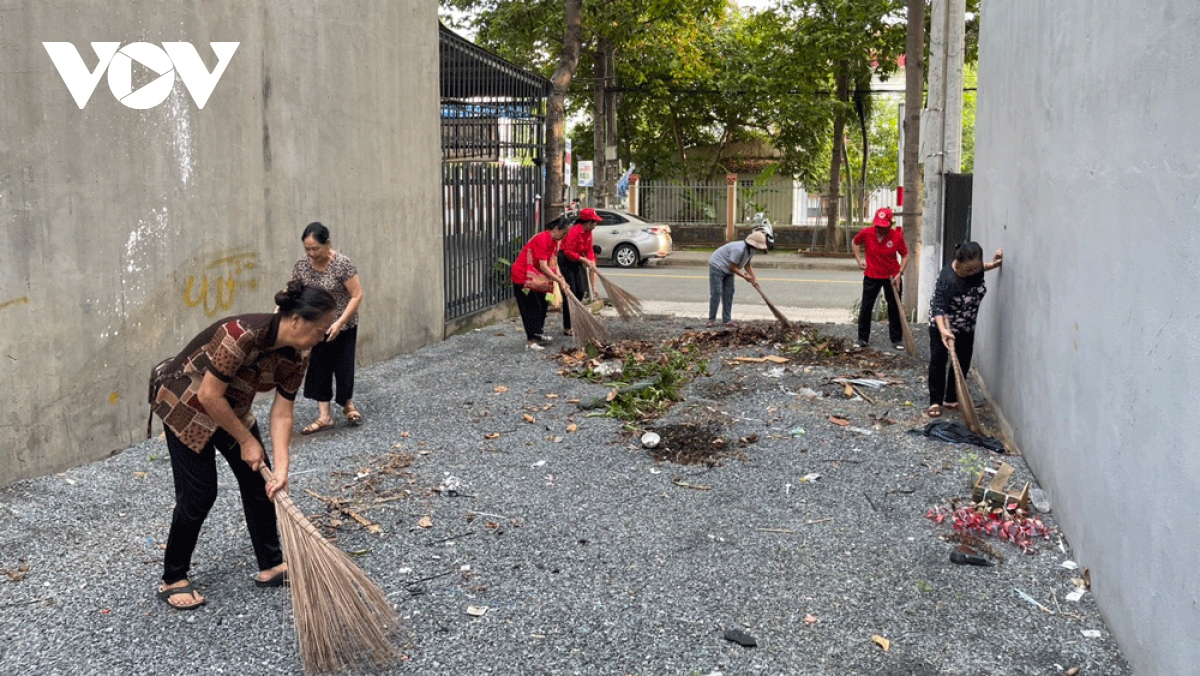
[973,2,1200,672]
[0,1,442,485]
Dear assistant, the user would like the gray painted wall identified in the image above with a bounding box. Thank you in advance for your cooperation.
[0,1,442,485]
[974,1,1200,671]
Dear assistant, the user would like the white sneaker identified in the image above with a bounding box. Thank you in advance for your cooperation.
[526,342,545,351]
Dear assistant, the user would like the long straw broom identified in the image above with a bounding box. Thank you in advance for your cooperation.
[948,349,983,434]
[890,276,918,357]
[750,281,791,328]
[260,467,403,674]
[563,286,608,348]
[594,270,644,321]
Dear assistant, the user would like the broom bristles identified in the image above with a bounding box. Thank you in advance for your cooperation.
[752,283,791,328]
[265,469,404,675]
[595,271,644,321]
[891,278,919,356]
[564,288,607,347]
[949,350,983,434]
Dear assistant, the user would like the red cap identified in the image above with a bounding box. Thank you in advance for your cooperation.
[872,207,894,227]
[577,208,602,222]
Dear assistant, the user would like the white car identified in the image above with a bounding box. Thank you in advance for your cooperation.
[590,209,673,268]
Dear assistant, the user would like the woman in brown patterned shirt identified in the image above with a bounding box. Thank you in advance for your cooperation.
[150,281,336,609]
[293,222,365,434]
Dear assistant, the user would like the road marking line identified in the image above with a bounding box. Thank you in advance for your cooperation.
[601,272,858,285]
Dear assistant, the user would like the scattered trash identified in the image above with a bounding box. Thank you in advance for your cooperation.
[1014,588,1053,613]
[493,386,508,393]
[1030,487,1051,513]
[531,460,546,468]
[757,527,795,534]
[649,468,662,475]
[672,477,713,491]
[1,561,30,582]
[788,427,807,437]
[466,605,488,617]
[640,432,661,449]
[1066,668,1081,676]
[828,415,851,426]
[593,361,624,377]
[806,518,834,525]
[522,414,536,423]
[723,628,757,647]
[763,367,787,378]
[1065,588,1087,603]
[949,545,993,566]
[1061,560,1079,570]
[871,634,891,652]
[800,473,821,483]
[437,476,464,496]
[926,505,1050,554]
[566,423,578,433]
[833,378,891,389]
[803,614,818,624]
[972,462,1030,511]
[484,432,500,440]
[729,355,789,365]
[910,421,1006,453]
[796,387,822,400]
[1081,629,1102,639]
[843,383,855,398]
[846,426,874,436]
[417,516,433,529]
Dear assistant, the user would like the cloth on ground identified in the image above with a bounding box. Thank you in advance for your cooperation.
[908,421,1006,453]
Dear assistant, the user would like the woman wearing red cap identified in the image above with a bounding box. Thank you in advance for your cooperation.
[557,208,603,336]
[852,207,909,349]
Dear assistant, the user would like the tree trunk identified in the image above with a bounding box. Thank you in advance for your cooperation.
[901,0,924,316]
[546,0,584,219]
[824,64,850,251]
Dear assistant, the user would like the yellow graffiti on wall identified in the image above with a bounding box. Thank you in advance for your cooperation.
[184,250,261,317]
[0,296,30,312]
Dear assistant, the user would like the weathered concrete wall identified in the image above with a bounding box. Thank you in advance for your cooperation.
[974,2,1200,672]
[0,1,442,485]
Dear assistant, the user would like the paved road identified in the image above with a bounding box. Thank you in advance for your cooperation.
[596,266,863,324]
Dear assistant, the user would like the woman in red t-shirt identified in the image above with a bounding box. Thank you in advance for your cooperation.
[851,207,909,349]
[557,208,603,336]
[511,217,571,350]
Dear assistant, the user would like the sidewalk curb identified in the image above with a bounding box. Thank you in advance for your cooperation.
[658,254,860,272]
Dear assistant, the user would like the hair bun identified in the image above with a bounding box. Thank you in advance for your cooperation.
[275,279,305,310]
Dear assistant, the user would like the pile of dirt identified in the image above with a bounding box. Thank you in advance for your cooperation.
[644,421,743,466]
[672,322,909,368]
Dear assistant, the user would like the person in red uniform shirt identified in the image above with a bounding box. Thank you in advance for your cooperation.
[852,207,909,349]
[557,207,603,336]
[511,217,571,351]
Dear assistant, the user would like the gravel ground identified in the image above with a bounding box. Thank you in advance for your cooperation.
[0,314,1131,675]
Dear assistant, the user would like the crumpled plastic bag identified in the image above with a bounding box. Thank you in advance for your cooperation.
[909,421,1006,453]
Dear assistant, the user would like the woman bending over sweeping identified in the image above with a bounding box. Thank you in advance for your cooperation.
[150,281,337,609]
[927,242,1003,418]
[707,231,770,328]
[511,217,571,351]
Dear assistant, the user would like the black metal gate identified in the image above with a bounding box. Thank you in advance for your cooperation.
[440,25,550,321]
[942,173,973,266]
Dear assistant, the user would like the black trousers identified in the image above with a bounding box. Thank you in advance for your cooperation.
[304,325,357,405]
[163,425,282,584]
[513,281,549,341]
[557,252,588,331]
[928,327,976,406]
[857,275,904,344]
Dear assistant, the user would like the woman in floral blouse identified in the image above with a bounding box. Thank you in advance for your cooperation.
[151,281,336,609]
[928,242,1004,418]
[293,222,365,433]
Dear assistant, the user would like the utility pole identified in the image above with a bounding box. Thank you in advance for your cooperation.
[917,0,965,321]
[901,0,924,319]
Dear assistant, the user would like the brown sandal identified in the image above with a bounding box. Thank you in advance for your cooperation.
[927,404,943,418]
[301,418,335,435]
[343,404,362,426]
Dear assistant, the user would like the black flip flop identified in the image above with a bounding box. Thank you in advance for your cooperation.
[254,570,288,588]
[157,583,206,610]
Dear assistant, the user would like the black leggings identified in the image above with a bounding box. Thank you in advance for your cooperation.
[513,281,549,341]
[557,253,589,331]
[163,425,282,584]
[857,275,904,344]
[304,325,357,406]
[928,328,976,406]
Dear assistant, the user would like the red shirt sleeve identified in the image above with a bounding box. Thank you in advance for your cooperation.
[852,228,869,246]
[562,225,584,261]
[893,230,908,257]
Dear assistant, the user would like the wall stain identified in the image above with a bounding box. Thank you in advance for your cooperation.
[184,250,261,317]
[0,296,30,312]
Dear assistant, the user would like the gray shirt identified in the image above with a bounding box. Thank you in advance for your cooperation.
[709,240,755,273]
